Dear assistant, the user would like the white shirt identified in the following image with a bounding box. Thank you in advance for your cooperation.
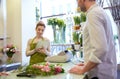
[83,4,117,79]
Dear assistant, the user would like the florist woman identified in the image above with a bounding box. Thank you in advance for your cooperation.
[26,21,50,65]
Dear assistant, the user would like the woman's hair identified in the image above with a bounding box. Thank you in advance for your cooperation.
[36,21,46,29]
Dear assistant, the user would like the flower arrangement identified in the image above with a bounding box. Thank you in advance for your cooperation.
[47,18,66,43]
[25,62,65,76]
[1,44,17,58]
[0,44,18,64]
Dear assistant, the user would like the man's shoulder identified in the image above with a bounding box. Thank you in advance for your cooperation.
[87,6,105,19]
[90,6,104,14]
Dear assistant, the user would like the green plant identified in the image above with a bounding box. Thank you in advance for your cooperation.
[80,12,86,22]
[47,18,66,43]
[73,31,80,44]
[73,12,86,25]
[47,18,58,43]
[73,16,81,25]
[57,19,66,29]
[72,12,86,45]
[47,18,58,27]
[47,18,66,29]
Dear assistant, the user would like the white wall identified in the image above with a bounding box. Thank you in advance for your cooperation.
[21,0,36,65]
[1,0,36,65]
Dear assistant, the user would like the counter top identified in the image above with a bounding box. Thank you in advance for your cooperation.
[0,62,84,79]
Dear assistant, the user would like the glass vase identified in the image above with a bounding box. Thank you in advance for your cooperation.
[7,57,12,64]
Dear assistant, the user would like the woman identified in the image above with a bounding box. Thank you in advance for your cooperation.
[26,21,50,65]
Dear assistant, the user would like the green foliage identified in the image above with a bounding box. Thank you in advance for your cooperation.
[47,18,66,28]
[73,12,86,25]
[73,31,80,44]
[47,18,58,26]
[80,12,86,22]
[73,16,81,25]
[57,19,66,29]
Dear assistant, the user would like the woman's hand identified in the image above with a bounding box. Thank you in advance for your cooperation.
[35,47,46,53]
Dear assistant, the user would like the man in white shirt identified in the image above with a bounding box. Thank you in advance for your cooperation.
[69,0,117,79]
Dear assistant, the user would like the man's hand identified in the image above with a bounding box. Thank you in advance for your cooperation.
[77,62,85,66]
[69,65,85,75]
[69,61,98,75]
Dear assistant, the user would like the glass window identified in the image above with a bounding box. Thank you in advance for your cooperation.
[35,0,77,44]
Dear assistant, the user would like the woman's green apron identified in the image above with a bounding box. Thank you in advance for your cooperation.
[29,39,47,65]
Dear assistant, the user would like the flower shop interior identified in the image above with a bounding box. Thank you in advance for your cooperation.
[0,0,120,79]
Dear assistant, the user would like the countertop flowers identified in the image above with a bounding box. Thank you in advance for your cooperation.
[25,62,65,76]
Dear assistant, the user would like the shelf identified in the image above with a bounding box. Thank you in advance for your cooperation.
[0,37,10,40]
[0,63,21,72]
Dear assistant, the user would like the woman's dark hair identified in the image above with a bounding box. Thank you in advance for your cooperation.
[36,21,46,29]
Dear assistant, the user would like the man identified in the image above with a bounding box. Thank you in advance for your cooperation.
[69,0,117,79]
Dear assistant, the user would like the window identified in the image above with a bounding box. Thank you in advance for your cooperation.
[35,0,77,44]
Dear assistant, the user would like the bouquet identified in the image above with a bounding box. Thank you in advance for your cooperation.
[25,62,65,76]
[1,44,17,58]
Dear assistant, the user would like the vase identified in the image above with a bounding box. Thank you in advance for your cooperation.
[7,57,13,64]
[6,51,15,58]
[57,27,66,43]
[52,26,66,44]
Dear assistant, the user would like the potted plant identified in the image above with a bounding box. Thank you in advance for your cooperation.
[72,12,86,45]
[73,16,81,25]
[80,12,86,23]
